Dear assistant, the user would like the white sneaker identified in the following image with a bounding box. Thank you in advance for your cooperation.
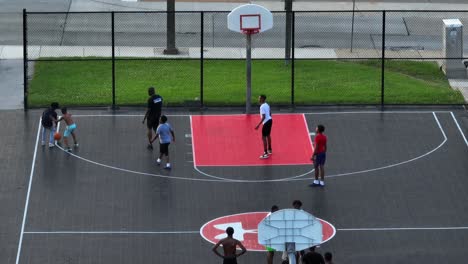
[319,181,325,187]
[156,158,161,165]
[66,148,72,152]
[49,143,55,148]
[41,141,46,146]
[74,143,79,147]
[164,164,171,170]
[259,153,269,159]
[267,149,272,154]
[313,180,320,185]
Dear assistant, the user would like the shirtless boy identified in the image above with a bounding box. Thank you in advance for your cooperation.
[57,107,79,152]
[212,227,247,264]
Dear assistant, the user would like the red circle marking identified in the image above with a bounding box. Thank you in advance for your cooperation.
[200,212,336,251]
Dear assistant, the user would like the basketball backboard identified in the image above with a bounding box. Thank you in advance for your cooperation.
[227,4,273,34]
[257,209,322,251]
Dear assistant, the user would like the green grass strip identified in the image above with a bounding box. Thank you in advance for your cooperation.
[28,59,465,107]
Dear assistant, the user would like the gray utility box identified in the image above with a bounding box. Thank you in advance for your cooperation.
[442,19,466,79]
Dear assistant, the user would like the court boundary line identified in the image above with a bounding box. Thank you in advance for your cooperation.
[16,112,463,258]
[23,226,468,235]
[450,111,468,147]
[71,111,456,118]
[337,226,468,231]
[15,118,42,264]
[24,231,199,234]
[52,112,447,183]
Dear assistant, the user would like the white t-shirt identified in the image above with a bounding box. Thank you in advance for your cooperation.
[260,103,272,124]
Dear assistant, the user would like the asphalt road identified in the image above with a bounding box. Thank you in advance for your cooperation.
[1,0,468,53]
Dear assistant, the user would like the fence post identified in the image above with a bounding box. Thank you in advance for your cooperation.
[291,11,295,107]
[23,9,28,110]
[381,11,386,109]
[200,12,204,108]
[111,11,116,109]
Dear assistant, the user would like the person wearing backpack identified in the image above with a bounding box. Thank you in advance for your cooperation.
[41,102,59,147]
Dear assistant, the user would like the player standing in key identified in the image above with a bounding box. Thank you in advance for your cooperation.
[255,94,272,159]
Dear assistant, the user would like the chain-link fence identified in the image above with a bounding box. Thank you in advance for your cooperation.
[23,10,468,109]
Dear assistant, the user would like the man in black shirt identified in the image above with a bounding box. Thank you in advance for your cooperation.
[143,87,163,150]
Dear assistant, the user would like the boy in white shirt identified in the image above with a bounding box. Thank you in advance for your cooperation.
[255,94,272,159]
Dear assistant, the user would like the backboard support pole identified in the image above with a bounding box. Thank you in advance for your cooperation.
[246,33,252,114]
[286,242,297,264]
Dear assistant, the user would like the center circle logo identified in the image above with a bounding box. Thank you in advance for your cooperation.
[200,212,336,251]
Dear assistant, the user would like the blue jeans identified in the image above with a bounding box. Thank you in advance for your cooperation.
[42,126,56,144]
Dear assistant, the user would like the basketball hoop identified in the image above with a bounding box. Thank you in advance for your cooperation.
[227,5,272,34]
[240,14,261,35]
[227,4,273,113]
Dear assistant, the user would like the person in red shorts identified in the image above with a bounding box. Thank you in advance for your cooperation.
[310,125,327,187]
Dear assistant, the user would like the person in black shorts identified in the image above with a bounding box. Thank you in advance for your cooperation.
[212,227,247,264]
[255,95,273,159]
[142,87,163,150]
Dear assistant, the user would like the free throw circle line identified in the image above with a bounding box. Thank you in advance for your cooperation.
[54,112,445,183]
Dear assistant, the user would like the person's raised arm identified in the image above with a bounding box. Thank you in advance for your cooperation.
[212,240,224,259]
[236,240,247,257]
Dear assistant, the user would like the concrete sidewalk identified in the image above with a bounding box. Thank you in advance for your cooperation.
[0,60,24,110]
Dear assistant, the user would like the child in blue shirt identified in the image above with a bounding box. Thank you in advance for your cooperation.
[151,115,175,169]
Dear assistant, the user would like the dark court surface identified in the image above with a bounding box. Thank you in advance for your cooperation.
[1,108,468,264]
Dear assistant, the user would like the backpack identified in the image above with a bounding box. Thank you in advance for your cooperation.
[41,109,53,127]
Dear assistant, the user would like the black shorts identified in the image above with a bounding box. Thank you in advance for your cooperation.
[223,257,237,264]
[262,119,272,137]
[147,114,161,131]
[160,143,170,155]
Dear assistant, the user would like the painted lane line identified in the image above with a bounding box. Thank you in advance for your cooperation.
[337,226,468,231]
[303,114,315,155]
[15,118,42,264]
[23,226,468,235]
[71,111,456,118]
[190,115,199,169]
[194,114,316,182]
[24,231,199,235]
[185,134,192,138]
[450,112,468,148]
[193,166,315,183]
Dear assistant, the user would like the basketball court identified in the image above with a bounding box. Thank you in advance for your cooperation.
[3,108,467,264]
